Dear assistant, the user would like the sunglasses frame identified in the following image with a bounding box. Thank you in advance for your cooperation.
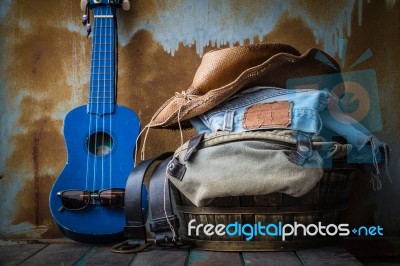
[57,188,125,211]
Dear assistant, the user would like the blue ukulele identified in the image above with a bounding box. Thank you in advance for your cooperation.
[49,0,141,243]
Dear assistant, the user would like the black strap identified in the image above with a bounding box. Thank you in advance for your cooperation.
[168,133,203,181]
[149,157,180,246]
[184,133,205,162]
[123,152,173,246]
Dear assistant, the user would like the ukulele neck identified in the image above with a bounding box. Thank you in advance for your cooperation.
[87,5,117,115]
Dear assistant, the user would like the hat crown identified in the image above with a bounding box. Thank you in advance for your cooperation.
[189,43,301,95]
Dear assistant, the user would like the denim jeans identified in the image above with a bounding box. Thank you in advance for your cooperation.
[190,86,385,155]
[191,87,328,135]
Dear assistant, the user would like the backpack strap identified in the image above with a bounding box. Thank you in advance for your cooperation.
[287,131,313,166]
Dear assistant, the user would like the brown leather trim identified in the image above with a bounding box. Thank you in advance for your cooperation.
[243,101,292,130]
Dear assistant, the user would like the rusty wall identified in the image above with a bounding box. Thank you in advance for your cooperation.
[0,0,399,239]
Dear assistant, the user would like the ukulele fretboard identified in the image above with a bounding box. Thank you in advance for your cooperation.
[88,6,116,115]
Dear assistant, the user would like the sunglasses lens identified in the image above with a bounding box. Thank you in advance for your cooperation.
[99,189,125,209]
[61,190,90,210]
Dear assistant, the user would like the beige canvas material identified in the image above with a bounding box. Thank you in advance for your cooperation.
[146,42,342,129]
[167,131,351,207]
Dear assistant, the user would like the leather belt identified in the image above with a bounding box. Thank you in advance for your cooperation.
[123,152,176,246]
[149,157,180,245]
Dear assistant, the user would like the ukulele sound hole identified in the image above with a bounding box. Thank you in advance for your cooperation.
[87,132,114,156]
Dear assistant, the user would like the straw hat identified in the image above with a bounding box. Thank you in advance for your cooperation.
[146,42,341,129]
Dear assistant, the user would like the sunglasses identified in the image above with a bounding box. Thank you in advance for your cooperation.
[57,189,125,211]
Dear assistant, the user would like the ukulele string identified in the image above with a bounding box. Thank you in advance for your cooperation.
[103,5,115,190]
[85,4,94,191]
[92,6,103,192]
[110,5,118,189]
[101,6,106,190]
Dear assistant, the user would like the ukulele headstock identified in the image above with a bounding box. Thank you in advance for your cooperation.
[81,0,130,11]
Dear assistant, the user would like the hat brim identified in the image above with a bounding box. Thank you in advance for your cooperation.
[147,48,341,130]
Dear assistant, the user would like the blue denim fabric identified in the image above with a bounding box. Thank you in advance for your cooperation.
[191,87,329,135]
[190,86,385,153]
[319,93,385,165]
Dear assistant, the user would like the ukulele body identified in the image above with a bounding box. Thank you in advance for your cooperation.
[49,104,140,243]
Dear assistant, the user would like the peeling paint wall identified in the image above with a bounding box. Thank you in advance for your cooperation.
[118,0,358,56]
[0,0,399,239]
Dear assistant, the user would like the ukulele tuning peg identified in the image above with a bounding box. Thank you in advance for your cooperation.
[81,0,89,12]
[122,0,130,11]
[86,23,92,37]
[82,14,88,25]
